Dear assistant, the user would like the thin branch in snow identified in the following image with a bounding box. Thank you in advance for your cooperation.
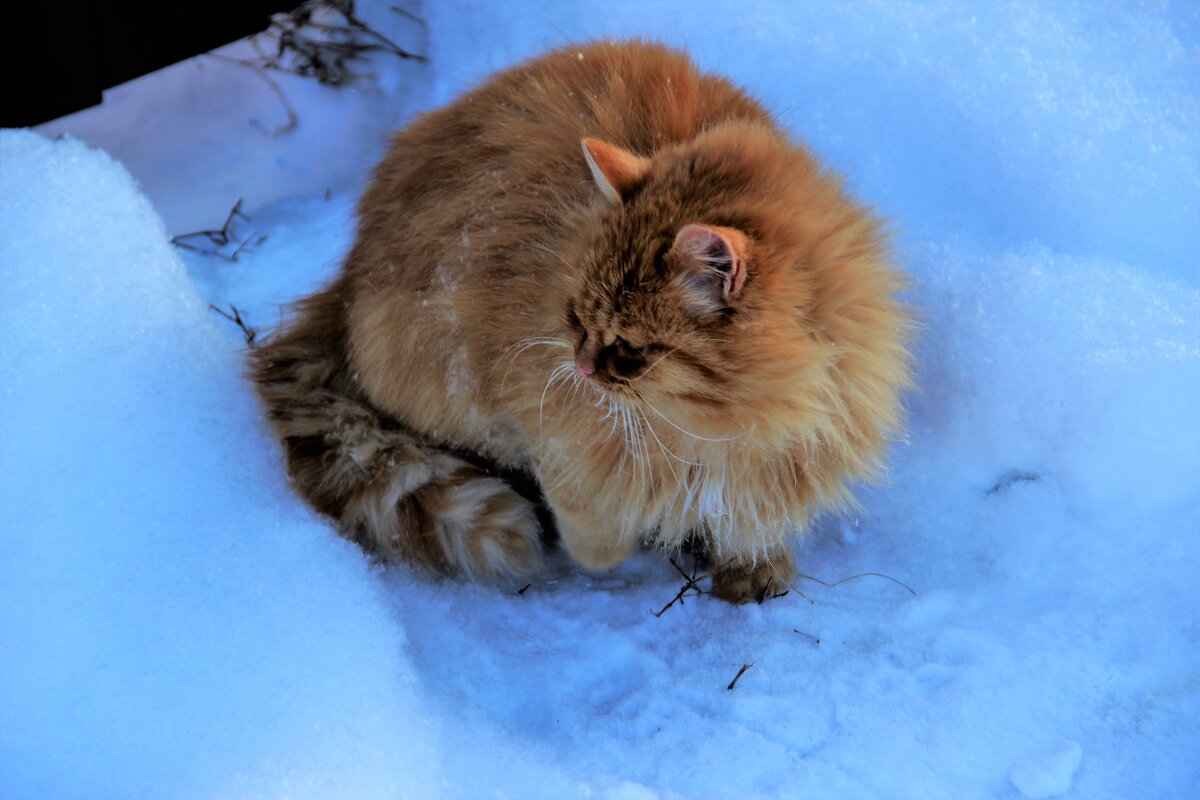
[249,0,426,90]
[795,571,917,597]
[209,304,259,348]
[793,629,821,646]
[726,662,754,691]
[206,53,298,138]
[986,470,1042,496]
[756,575,789,604]
[204,1,427,138]
[516,583,532,596]
[652,584,692,617]
[171,199,265,261]
[389,4,427,26]
[789,584,815,604]
[653,557,707,617]
[173,198,247,249]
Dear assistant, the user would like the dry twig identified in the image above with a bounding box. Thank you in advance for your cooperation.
[171,199,265,261]
[207,53,298,137]
[209,304,259,348]
[206,1,426,138]
[756,575,789,604]
[250,0,425,88]
[793,629,821,646]
[726,662,754,691]
[653,557,707,617]
[389,5,426,26]
[795,571,917,596]
[987,470,1042,496]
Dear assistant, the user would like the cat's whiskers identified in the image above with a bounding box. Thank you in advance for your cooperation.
[497,336,572,395]
[616,403,632,472]
[588,395,665,506]
[597,395,622,443]
[566,370,586,405]
[636,406,701,469]
[538,360,575,433]
[631,345,680,384]
[636,405,682,488]
[628,404,655,501]
[627,406,646,499]
[572,376,689,503]
[501,335,572,357]
[636,391,742,443]
[617,403,641,490]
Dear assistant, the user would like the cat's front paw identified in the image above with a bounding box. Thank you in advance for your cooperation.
[562,533,636,572]
[710,549,796,604]
[545,494,635,571]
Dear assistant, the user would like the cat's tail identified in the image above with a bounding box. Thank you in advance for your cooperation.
[249,290,544,580]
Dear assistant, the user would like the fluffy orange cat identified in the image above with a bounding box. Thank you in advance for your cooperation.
[251,40,912,602]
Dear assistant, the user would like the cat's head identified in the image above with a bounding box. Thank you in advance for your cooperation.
[560,121,910,451]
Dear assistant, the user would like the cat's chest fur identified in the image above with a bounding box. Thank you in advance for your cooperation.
[350,267,800,556]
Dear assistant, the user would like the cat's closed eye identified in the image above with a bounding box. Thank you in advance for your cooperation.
[611,335,640,354]
[564,302,583,332]
[602,336,648,378]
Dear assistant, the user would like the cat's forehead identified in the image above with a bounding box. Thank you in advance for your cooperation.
[582,222,669,291]
[576,266,659,324]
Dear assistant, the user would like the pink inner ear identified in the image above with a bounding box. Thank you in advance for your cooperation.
[675,224,746,299]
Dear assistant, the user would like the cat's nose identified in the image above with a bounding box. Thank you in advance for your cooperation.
[574,359,595,377]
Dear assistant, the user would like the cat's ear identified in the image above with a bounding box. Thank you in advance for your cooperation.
[581,138,651,204]
[671,223,749,303]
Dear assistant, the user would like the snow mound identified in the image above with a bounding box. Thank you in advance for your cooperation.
[0,131,441,799]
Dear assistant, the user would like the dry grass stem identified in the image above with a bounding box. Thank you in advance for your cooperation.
[250,0,425,88]
[172,199,266,261]
[796,571,917,596]
[209,304,259,348]
[726,662,754,691]
[653,557,707,617]
[793,629,820,646]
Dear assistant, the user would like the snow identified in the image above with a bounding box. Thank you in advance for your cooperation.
[0,131,440,799]
[3,1,1199,798]
[1010,740,1083,799]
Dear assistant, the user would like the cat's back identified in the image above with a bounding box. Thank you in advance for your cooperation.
[476,40,772,155]
[354,41,774,253]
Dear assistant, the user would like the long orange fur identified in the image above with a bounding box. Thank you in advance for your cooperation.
[251,41,912,602]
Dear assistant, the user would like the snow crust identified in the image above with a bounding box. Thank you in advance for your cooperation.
[3,1,1199,798]
[0,131,441,799]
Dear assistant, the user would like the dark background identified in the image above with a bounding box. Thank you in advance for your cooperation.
[2,0,295,127]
